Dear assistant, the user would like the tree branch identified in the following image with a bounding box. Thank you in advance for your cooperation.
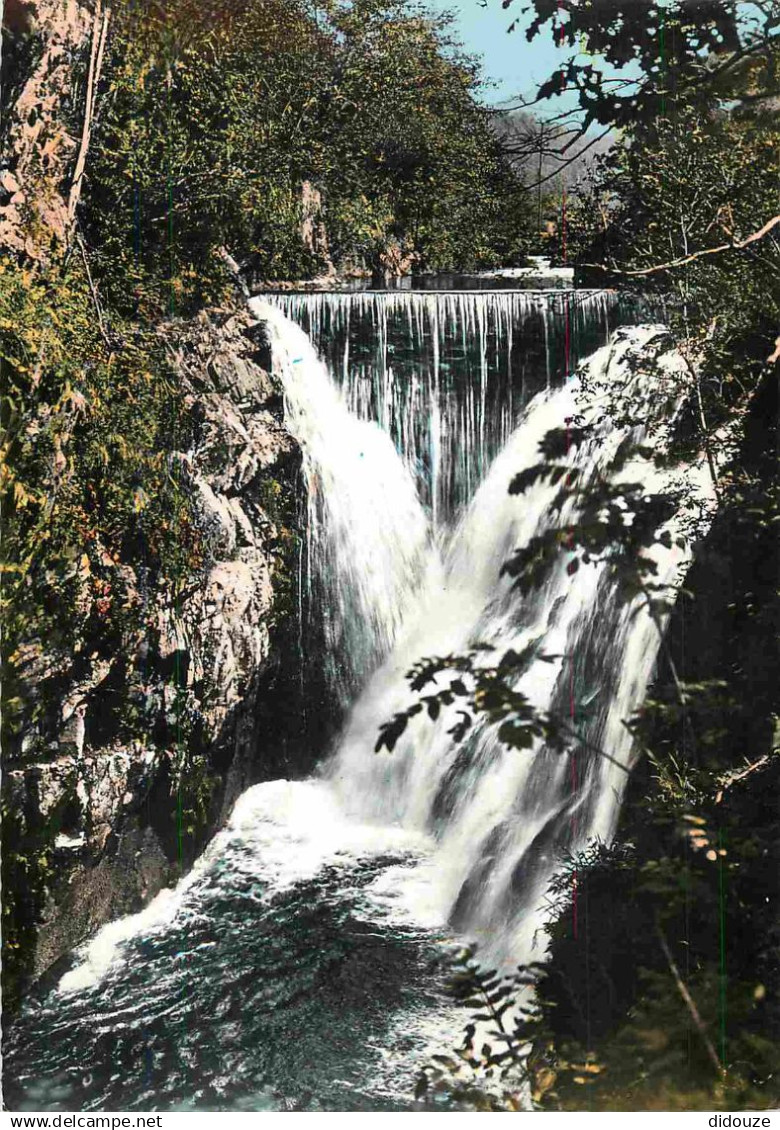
[656,923,725,1077]
[76,231,111,348]
[556,718,632,776]
[517,128,611,192]
[67,1,111,227]
[715,753,773,804]
[217,246,251,298]
[582,214,780,276]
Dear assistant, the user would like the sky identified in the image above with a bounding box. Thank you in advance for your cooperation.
[423,0,564,106]
[422,0,634,112]
[425,0,763,111]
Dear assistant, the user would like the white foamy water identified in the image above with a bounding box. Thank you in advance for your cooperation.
[57,778,443,997]
[13,296,717,1114]
[254,300,432,704]
[266,288,625,523]
[59,313,716,996]
[320,322,716,967]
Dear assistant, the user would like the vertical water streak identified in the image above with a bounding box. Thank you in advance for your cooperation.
[253,299,432,706]
[325,325,716,967]
[266,289,632,525]
[250,298,701,971]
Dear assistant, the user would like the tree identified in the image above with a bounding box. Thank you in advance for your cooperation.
[379,3,780,1110]
[497,1,780,187]
[80,0,530,314]
[0,0,110,262]
[319,0,529,271]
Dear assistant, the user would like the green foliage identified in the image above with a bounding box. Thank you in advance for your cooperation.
[414,950,546,1110]
[414,947,609,1110]
[0,252,203,1004]
[561,100,778,532]
[384,10,779,1104]
[393,350,778,1111]
[0,256,202,746]
[418,745,779,1111]
[84,0,531,314]
[503,450,684,606]
[405,361,780,1106]
[375,644,572,759]
[533,743,780,1110]
[0,782,77,1014]
[85,0,327,312]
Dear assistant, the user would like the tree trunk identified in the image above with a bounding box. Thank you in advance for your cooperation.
[0,0,106,263]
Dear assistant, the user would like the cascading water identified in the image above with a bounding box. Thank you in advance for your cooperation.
[5,295,716,1113]
[257,302,431,706]
[324,323,713,968]
[267,289,644,523]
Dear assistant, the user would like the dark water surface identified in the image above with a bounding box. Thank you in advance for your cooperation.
[6,783,454,1112]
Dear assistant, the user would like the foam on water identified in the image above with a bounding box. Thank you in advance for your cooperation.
[57,314,716,1010]
[9,295,717,1113]
[255,301,432,703]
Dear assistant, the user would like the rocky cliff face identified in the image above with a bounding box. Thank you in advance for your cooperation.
[4,307,304,1003]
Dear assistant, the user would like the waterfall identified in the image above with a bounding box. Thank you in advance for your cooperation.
[256,299,714,966]
[254,300,432,705]
[6,298,718,1114]
[323,324,714,966]
[266,289,635,524]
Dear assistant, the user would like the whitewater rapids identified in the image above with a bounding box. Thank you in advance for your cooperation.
[5,295,716,1112]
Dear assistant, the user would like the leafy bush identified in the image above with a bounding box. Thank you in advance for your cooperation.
[82,0,531,316]
[1,256,202,752]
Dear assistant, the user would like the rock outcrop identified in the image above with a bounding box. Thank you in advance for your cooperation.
[4,307,304,1003]
[370,235,419,287]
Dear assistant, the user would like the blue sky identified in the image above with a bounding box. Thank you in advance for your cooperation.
[424,0,564,105]
[423,0,631,112]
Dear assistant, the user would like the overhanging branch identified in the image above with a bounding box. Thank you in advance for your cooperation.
[583,214,780,276]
